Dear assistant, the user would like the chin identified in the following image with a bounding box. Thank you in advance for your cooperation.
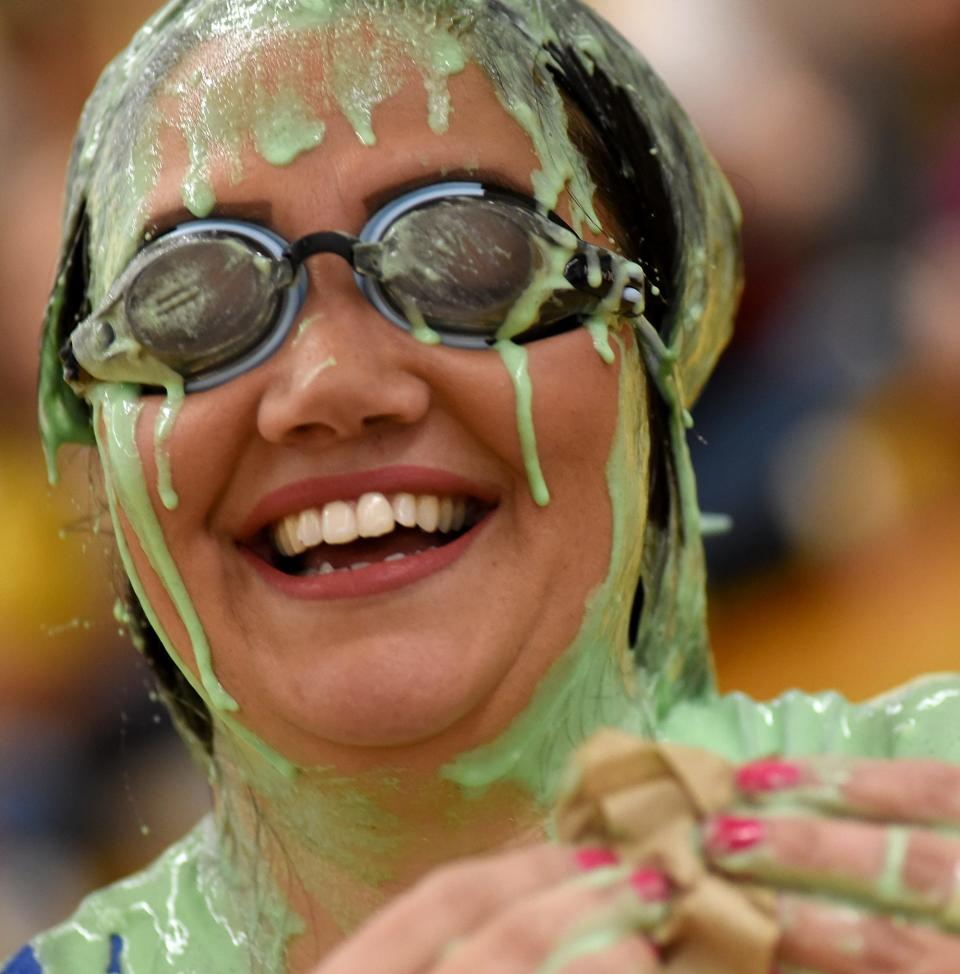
[255,642,508,758]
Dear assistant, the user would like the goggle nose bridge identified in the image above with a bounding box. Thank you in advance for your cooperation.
[283,230,359,274]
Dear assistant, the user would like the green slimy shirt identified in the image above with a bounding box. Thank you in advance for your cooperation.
[13,674,960,974]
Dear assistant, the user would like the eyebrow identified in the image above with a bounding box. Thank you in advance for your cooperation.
[360,167,533,213]
[143,167,533,241]
[145,200,275,238]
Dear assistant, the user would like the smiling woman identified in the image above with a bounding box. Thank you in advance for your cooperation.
[18,1,960,974]
[26,3,739,968]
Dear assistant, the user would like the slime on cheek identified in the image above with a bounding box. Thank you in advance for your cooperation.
[154,379,185,510]
[93,384,238,713]
[444,334,652,801]
[92,383,299,777]
[495,339,550,508]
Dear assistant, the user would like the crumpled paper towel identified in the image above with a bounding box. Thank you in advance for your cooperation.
[554,729,778,973]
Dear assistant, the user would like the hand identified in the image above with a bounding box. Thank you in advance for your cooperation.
[312,844,666,973]
[708,756,960,972]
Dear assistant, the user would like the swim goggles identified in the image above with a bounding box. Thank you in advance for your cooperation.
[64,181,646,393]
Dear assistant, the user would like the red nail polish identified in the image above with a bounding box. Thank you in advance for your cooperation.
[575,847,619,870]
[704,815,765,857]
[630,868,671,902]
[736,759,803,795]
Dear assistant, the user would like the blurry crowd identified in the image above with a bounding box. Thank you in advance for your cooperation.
[1,0,958,952]
[597,0,960,695]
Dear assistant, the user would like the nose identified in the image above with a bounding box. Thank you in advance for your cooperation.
[256,289,433,447]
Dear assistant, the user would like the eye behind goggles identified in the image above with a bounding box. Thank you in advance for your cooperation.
[65,181,646,393]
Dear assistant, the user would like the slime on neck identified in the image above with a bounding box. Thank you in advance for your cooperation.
[30,2,748,969]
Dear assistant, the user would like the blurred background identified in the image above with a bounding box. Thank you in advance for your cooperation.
[1,0,958,952]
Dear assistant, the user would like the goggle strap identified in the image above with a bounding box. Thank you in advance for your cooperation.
[564,251,644,317]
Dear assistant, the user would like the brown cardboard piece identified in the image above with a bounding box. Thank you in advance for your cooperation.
[554,729,778,974]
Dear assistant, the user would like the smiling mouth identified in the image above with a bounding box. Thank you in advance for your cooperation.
[246,492,494,578]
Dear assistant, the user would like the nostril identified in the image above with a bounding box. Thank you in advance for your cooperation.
[361,412,404,431]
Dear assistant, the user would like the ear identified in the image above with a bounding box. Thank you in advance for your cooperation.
[38,201,97,483]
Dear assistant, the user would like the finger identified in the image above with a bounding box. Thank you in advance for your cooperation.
[434,868,669,974]
[705,814,960,930]
[736,757,960,827]
[319,844,581,974]
[777,894,960,974]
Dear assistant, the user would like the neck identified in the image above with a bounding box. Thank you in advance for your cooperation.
[209,733,546,972]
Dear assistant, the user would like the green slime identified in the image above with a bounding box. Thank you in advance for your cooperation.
[27,1,958,972]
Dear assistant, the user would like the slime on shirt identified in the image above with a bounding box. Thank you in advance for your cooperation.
[25,2,941,973]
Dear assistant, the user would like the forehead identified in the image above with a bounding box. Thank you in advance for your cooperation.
[145,28,544,230]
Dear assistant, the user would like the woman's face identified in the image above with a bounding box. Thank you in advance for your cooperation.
[106,45,644,768]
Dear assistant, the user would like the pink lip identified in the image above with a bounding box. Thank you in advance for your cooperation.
[239,465,500,539]
[241,515,489,600]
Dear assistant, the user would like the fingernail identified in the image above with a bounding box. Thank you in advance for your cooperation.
[630,868,671,902]
[575,847,619,870]
[736,759,804,795]
[704,815,766,857]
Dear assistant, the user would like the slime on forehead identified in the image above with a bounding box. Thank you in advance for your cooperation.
[88,1,601,299]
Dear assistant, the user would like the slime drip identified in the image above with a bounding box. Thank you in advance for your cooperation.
[94,385,237,712]
[446,336,651,800]
[253,93,327,167]
[495,340,550,508]
[154,380,184,510]
[495,231,577,343]
[91,385,298,780]
[401,299,441,346]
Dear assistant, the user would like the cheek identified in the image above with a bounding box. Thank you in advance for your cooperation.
[529,331,624,486]
[133,392,251,528]
[109,395,246,648]
[431,331,623,496]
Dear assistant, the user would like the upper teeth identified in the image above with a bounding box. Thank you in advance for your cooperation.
[272,493,469,557]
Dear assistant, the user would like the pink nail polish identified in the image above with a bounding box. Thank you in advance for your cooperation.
[736,759,804,795]
[704,815,766,857]
[630,868,671,902]
[574,847,619,870]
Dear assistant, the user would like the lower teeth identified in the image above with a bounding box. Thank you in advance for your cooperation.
[299,544,441,577]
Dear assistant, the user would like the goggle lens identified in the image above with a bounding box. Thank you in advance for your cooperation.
[124,236,282,377]
[374,199,547,336]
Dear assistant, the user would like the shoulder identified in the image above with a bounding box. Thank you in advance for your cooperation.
[4,817,215,974]
[659,673,960,762]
